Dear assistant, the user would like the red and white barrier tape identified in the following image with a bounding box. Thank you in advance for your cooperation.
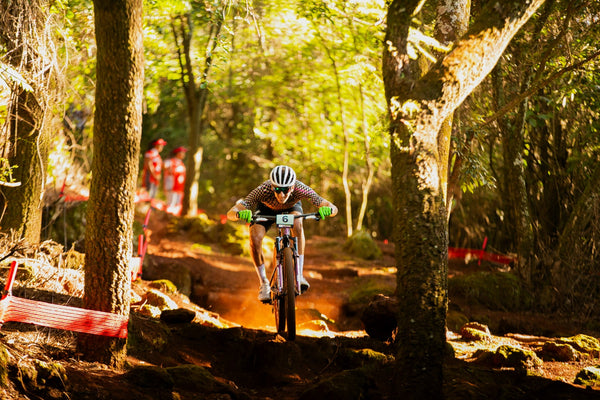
[1,261,128,338]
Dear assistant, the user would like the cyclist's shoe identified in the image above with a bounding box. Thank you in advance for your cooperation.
[299,276,310,293]
[258,283,271,303]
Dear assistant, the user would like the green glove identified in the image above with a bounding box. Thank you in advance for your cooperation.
[238,210,252,223]
[319,206,332,219]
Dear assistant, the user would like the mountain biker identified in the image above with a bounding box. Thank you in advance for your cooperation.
[227,165,338,302]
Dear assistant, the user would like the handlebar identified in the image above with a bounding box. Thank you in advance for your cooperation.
[237,212,321,223]
[255,212,321,223]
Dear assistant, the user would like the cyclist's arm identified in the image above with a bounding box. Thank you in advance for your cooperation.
[318,199,338,217]
[227,183,268,221]
[227,201,245,221]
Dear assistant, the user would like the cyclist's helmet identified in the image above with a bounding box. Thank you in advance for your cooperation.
[270,165,296,187]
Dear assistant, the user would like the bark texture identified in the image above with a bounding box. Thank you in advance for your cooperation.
[383,0,545,398]
[0,0,53,244]
[77,0,144,366]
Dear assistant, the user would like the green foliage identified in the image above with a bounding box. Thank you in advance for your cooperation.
[171,213,249,255]
[43,201,87,249]
[0,158,18,186]
[348,278,394,306]
[448,272,532,311]
[48,0,600,322]
[344,230,382,260]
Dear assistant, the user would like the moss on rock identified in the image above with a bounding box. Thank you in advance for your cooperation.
[125,365,174,389]
[299,367,375,400]
[449,271,532,311]
[166,364,231,393]
[460,327,491,342]
[558,334,600,357]
[574,366,600,387]
[148,279,179,294]
[447,309,469,332]
[493,345,543,372]
[145,288,178,311]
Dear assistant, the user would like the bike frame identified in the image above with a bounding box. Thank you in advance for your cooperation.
[253,212,320,340]
[271,214,301,295]
[254,213,320,296]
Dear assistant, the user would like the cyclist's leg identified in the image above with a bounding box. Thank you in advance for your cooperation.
[287,201,304,253]
[250,223,271,301]
[292,214,305,255]
[288,203,310,292]
[249,223,266,268]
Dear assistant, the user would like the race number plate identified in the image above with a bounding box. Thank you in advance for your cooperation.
[276,214,295,226]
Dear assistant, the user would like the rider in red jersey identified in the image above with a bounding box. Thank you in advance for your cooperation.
[227,165,338,302]
[141,138,166,199]
[163,146,187,213]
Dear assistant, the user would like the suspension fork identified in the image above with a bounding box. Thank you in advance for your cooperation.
[292,236,300,293]
[272,237,284,291]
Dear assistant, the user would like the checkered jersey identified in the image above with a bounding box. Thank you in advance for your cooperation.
[241,180,324,211]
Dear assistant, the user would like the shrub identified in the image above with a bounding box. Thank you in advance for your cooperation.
[344,231,382,260]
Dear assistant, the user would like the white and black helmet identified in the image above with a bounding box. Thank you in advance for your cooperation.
[270,165,296,187]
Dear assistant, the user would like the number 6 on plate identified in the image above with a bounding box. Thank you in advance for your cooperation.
[276,214,295,226]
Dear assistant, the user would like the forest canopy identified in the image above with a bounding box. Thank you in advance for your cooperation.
[0,0,599,343]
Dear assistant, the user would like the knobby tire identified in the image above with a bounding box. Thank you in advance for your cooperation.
[283,247,296,340]
[274,264,286,334]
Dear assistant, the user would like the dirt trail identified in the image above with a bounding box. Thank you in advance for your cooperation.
[146,213,396,334]
[139,211,600,396]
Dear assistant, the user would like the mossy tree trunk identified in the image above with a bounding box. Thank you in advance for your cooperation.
[0,0,53,245]
[77,0,144,367]
[382,0,545,398]
[1,91,49,244]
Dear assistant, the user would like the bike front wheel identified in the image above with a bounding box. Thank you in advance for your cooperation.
[273,269,286,335]
[283,247,296,340]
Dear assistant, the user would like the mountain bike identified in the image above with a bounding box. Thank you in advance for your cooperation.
[252,212,321,341]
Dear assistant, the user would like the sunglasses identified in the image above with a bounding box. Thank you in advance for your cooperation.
[273,186,291,194]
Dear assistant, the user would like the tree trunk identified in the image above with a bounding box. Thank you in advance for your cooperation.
[1,91,48,244]
[382,0,545,398]
[355,83,374,233]
[78,0,144,367]
[174,13,222,217]
[0,0,53,244]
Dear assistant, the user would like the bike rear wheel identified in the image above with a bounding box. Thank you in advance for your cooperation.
[283,247,296,340]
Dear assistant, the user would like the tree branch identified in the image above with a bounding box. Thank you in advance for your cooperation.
[482,49,600,127]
